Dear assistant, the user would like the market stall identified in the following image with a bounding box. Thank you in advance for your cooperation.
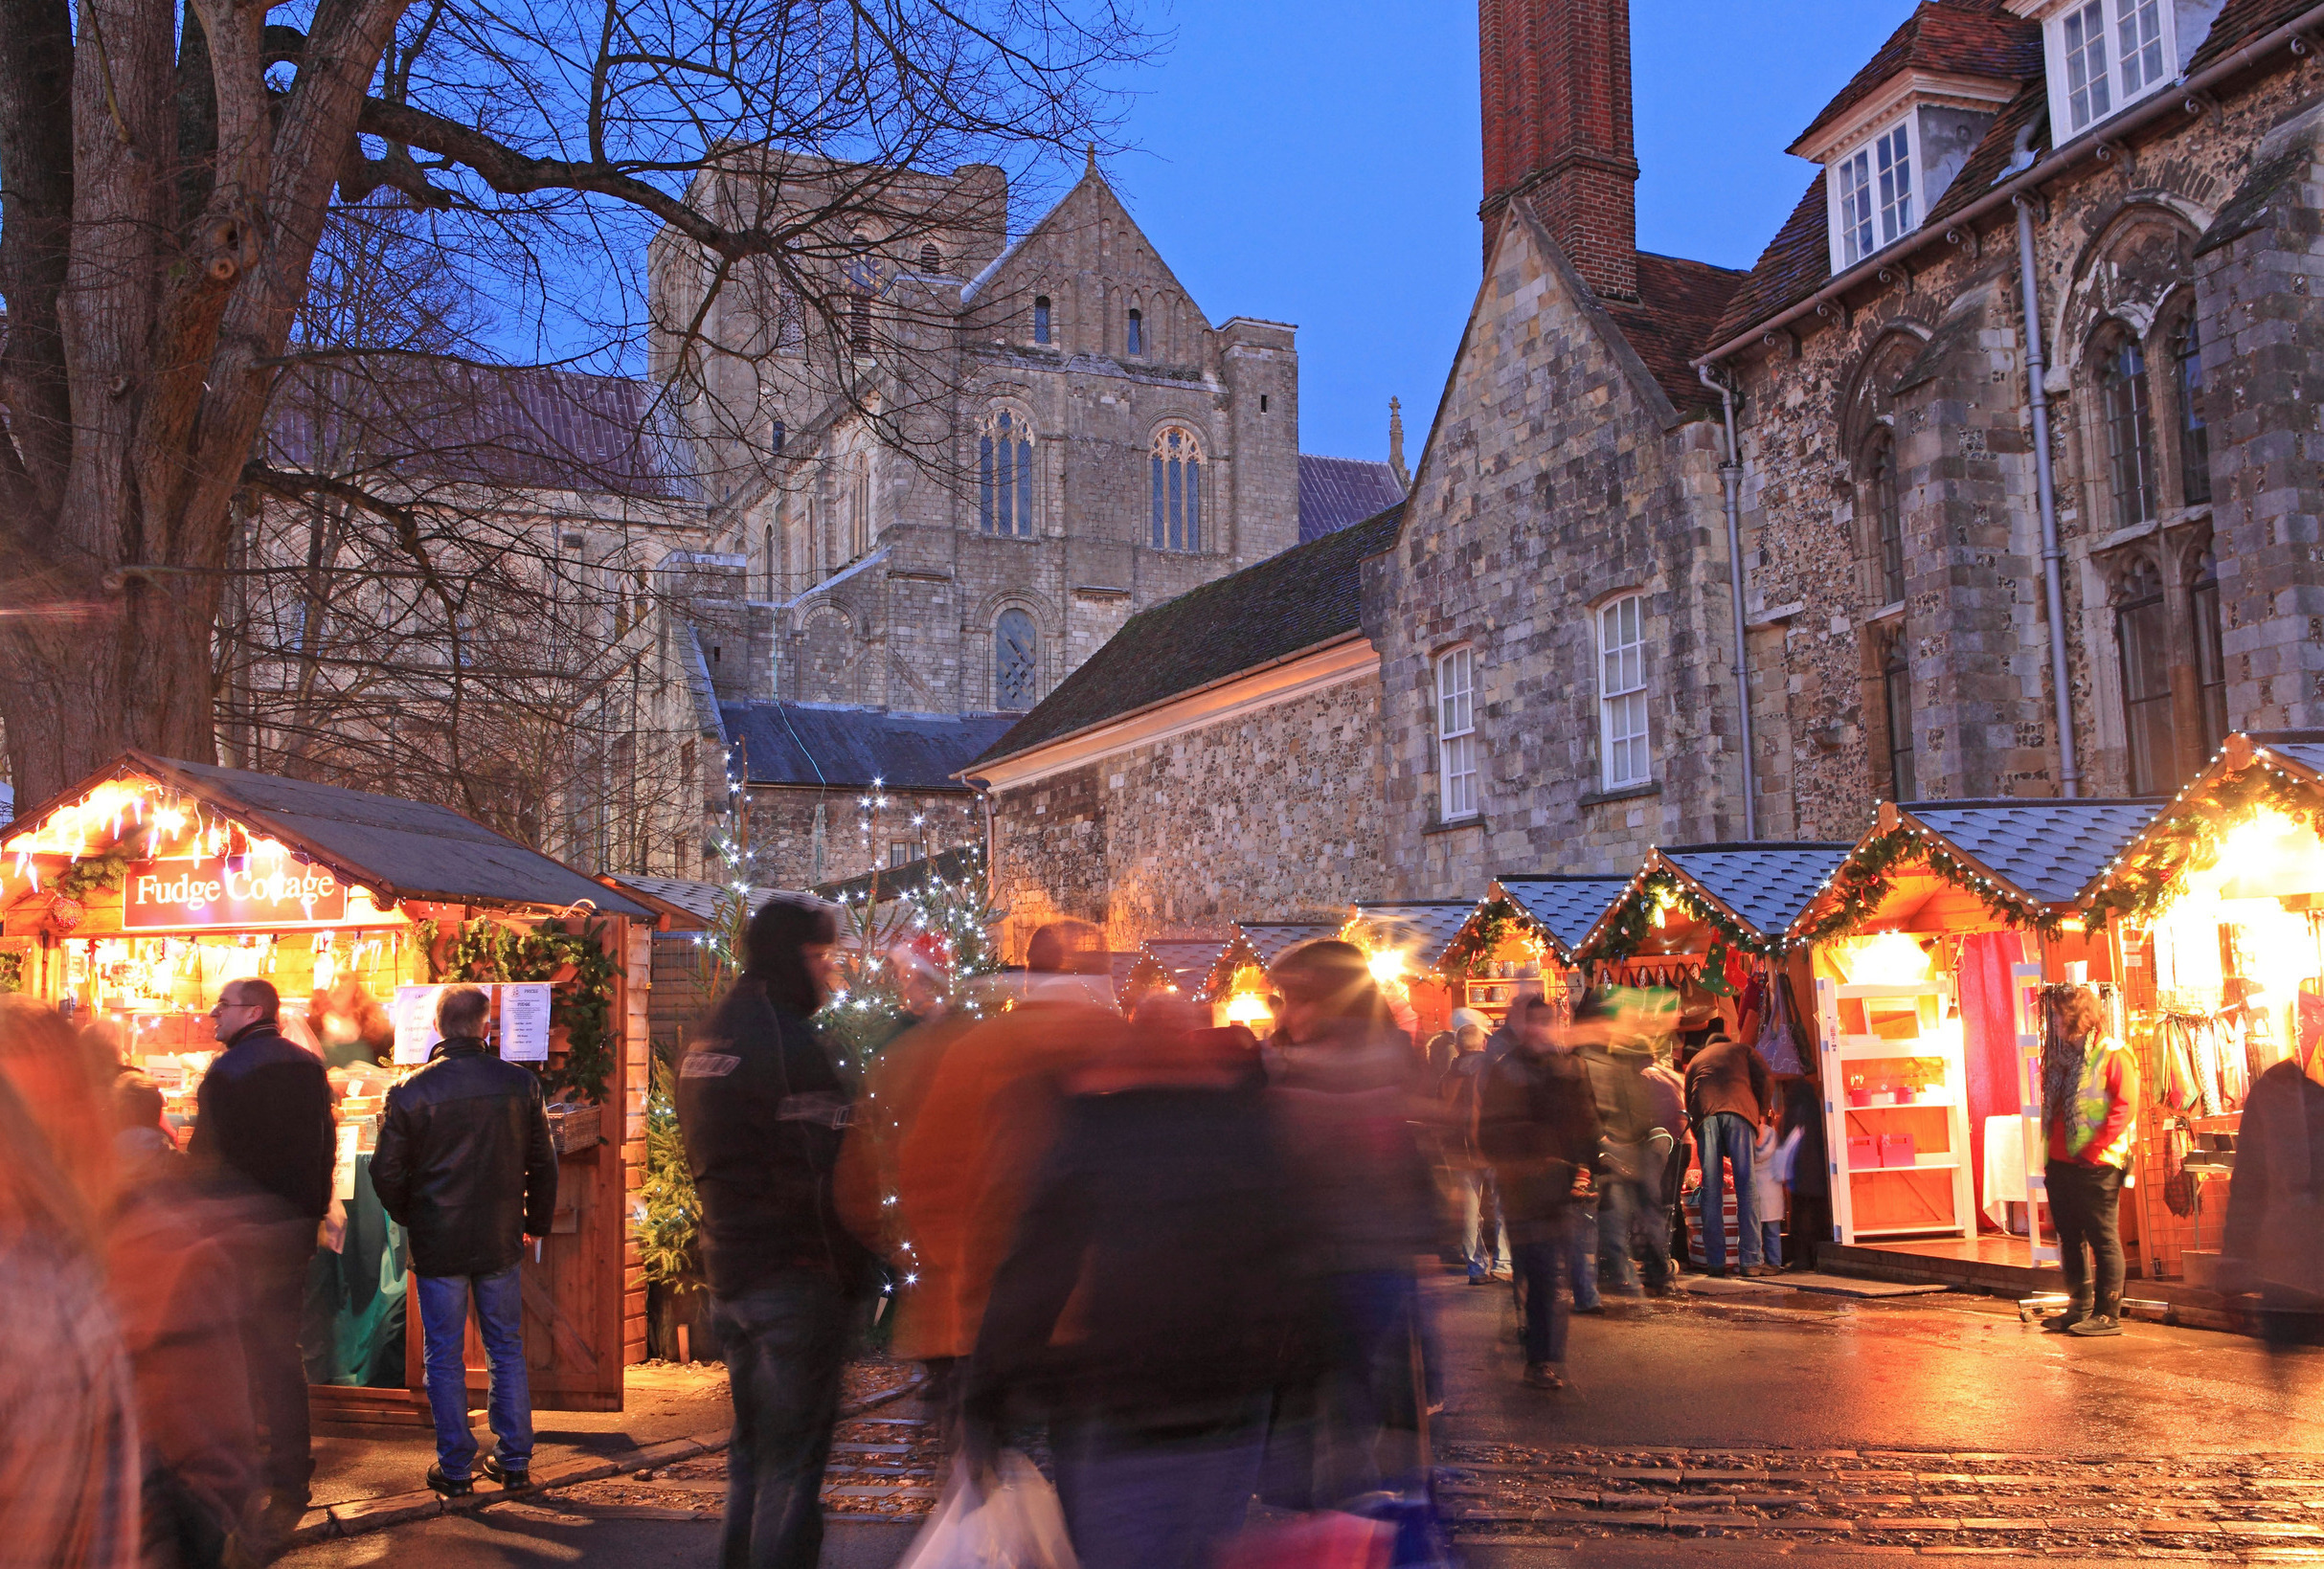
[1784,799,2158,1259]
[1437,876,1630,1026]
[0,752,658,1416]
[1198,920,1341,1031]
[2081,732,2324,1288]
[1345,900,1476,1040]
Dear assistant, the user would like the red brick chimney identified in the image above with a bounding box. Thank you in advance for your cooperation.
[1478,0,1639,301]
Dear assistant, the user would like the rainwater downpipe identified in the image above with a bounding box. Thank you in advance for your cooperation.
[2014,192,2083,798]
[1699,361,1759,840]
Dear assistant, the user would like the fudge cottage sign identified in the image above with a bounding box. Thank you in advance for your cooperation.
[124,855,348,929]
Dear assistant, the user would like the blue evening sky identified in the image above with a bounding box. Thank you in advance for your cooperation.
[1096,2,1908,466]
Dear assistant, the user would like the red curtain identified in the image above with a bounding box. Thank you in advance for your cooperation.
[1957,930,2029,1228]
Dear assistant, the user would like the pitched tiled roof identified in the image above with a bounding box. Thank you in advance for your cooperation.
[265,361,693,501]
[1351,901,1475,968]
[1602,252,1748,415]
[1706,174,1834,351]
[1658,843,1859,939]
[2255,731,2324,779]
[973,503,1403,766]
[723,704,1017,791]
[1792,2,2040,153]
[2187,0,2324,72]
[1923,81,2049,227]
[1496,877,1633,960]
[1237,921,1343,966]
[610,873,785,923]
[1901,800,2162,906]
[1142,938,1230,992]
[1297,456,1407,544]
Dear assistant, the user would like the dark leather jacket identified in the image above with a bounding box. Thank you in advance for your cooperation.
[370,1039,556,1277]
[191,1021,334,1222]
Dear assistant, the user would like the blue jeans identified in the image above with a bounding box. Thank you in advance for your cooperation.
[1600,1177,1674,1290]
[712,1272,849,1569]
[1459,1168,1507,1278]
[416,1266,531,1479]
[1554,1200,1600,1309]
[1697,1112,1761,1269]
[1054,1416,1267,1569]
[1508,1238,1568,1366]
[1761,1220,1784,1268]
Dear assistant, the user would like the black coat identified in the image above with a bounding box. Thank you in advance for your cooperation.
[370,1039,556,1277]
[675,977,871,1297]
[190,1023,334,1222]
[969,1084,1319,1436]
[1478,1047,1601,1240]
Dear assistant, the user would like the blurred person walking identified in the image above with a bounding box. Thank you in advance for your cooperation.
[890,922,1123,1441]
[0,997,141,1569]
[1683,1022,1774,1277]
[2039,985,2138,1337]
[369,985,557,1498]
[1577,995,1679,1296]
[1478,995,1601,1390]
[2221,1046,2324,1344]
[966,997,1307,1569]
[1264,939,1435,1507]
[188,978,332,1529]
[1438,1024,1505,1284]
[678,896,874,1569]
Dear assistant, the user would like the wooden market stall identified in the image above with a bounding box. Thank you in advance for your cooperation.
[1437,876,1631,1027]
[1198,921,1342,1031]
[2080,733,2324,1289]
[1783,799,2158,1265]
[1346,900,1477,1041]
[1,752,660,1417]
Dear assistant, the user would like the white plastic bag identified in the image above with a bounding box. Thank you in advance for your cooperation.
[894,1452,1078,1569]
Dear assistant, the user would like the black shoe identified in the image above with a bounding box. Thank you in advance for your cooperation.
[2041,1308,2087,1333]
[482,1456,531,1491]
[2067,1313,2123,1337]
[427,1465,475,1497]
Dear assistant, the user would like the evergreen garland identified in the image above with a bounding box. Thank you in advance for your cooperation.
[2084,760,2324,930]
[1440,896,1522,977]
[440,913,620,1102]
[1790,827,2063,948]
[47,843,136,900]
[1591,867,1771,962]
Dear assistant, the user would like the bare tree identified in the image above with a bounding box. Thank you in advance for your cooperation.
[0,0,1147,804]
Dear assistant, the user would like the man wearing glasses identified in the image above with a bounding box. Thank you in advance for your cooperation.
[192,977,335,1543]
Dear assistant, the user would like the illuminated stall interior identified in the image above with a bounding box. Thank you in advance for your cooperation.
[1789,799,2159,1266]
[1200,921,1342,1033]
[2085,734,2324,1288]
[1438,876,1629,1026]
[0,752,655,1414]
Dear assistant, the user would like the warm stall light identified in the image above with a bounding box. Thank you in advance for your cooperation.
[1223,992,1274,1027]
[1366,948,1405,986]
[1839,930,1934,987]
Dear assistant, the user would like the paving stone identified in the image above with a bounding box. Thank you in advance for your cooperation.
[327,1491,441,1532]
[528,1455,619,1489]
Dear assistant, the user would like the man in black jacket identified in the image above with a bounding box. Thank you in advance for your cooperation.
[1478,997,1602,1390]
[191,975,333,1525]
[371,985,556,1497]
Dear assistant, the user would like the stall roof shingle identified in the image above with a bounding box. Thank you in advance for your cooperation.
[722,704,1018,791]
[2254,731,2324,780]
[610,874,784,924]
[1352,901,1475,966]
[1297,456,1407,543]
[63,753,655,917]
[1659,843,1859,937]
[1142,938,1230,991]
[1496,877,1634,959]
[974,504,1403,767]
[1235,921,1343,967]
[1902,799,2163,906]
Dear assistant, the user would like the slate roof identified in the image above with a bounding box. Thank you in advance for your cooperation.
[1236,921,1343,967]
[1351,901,1475,967]
[1496,877,1633,959]
[812,844,982,907]
[1791,2,2039,153]
[1601,252,1749,414]
[1297,455,1408,544]
[264,361,692,501]
[723,704,1018,791]
[17,752,654,917]
[1658,843,1859,939]
[608,874,786,924]
[1900,799,2163,906]
[2252,730,2324,781]
[973,503,1404,767]
[1142,938,1230,992]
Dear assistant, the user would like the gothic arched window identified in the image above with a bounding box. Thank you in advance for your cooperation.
[995,609,1038,709]
[1882,627,1916,802]
[980,409,1034,538]
[1150,426,1203,552]
[2174,314,2210,505]
[2102,335,2159,528]
[2115,554,2176,794]
[2189,544,2226,756]
[847,452,870,558]
[1126,308,1143,357]
[1032,295,1051,345]
[1870,429,1905,605]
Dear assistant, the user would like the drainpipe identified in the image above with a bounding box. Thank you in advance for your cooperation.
[2014,194,2083,798]
[1700,362,1759,840]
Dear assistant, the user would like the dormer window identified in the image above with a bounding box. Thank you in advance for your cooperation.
[2015,0,2223,139]
[1835,122,1914,268]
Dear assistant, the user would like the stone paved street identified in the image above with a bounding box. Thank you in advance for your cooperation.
[281,1267,2324,1565]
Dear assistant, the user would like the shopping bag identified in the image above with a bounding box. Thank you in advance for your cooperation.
[1216,1510,1393,1569]
[894,1453,1077,1569]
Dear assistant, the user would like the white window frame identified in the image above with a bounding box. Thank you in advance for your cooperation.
[2037,0,2181,140]
[1597,594,1652,791]
[1827,115,1917,272]
[1434,645,1479,822]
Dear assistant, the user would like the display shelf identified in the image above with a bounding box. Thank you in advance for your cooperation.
[1816,975,1978,1245]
